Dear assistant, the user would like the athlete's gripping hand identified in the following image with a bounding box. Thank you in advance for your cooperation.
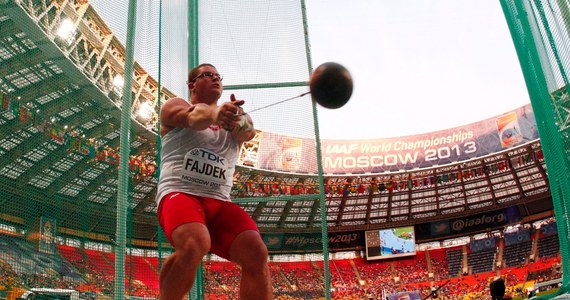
[217,94,244,131]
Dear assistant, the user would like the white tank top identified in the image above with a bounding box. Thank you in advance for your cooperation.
[156,125,239,206]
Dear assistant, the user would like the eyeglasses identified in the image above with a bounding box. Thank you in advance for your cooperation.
[190,72,223,82]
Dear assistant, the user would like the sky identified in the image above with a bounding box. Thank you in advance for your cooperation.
[305,0,531,139]
[89,0,532,140]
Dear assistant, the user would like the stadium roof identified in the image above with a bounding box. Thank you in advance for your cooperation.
[0,1,553,247]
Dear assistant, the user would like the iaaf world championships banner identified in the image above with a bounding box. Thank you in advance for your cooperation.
[244,104,538,173]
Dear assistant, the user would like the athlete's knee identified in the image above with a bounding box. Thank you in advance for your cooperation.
[248,238,269,262]
[172,224,211,262]
[232,234,269,270]
[180,237,210,259]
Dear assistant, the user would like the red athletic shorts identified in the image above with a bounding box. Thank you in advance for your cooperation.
[158,192,259,260]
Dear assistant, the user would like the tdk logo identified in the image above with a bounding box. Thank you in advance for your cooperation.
[196,149,224,165]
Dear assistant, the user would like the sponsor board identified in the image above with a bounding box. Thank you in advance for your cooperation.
[246,104,537,173]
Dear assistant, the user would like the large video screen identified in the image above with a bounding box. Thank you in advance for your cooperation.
[365,226,416,261]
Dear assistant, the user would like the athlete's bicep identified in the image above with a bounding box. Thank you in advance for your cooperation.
[161,98,194,128]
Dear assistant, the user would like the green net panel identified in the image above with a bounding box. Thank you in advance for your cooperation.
[0,0,331,299]
[0,0,169,299]
[501,0,570,297]
[189,1,330,298]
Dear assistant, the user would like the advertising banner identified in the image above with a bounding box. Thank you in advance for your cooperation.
[540,222,558,237]
[262,231,363,252]
[415,206,521,240]
[470,237,497,252]
[243,104,538,174]
[504,229,531,246]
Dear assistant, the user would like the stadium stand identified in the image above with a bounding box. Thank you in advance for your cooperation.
[445,246,464,278]
[0,229,566,299]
